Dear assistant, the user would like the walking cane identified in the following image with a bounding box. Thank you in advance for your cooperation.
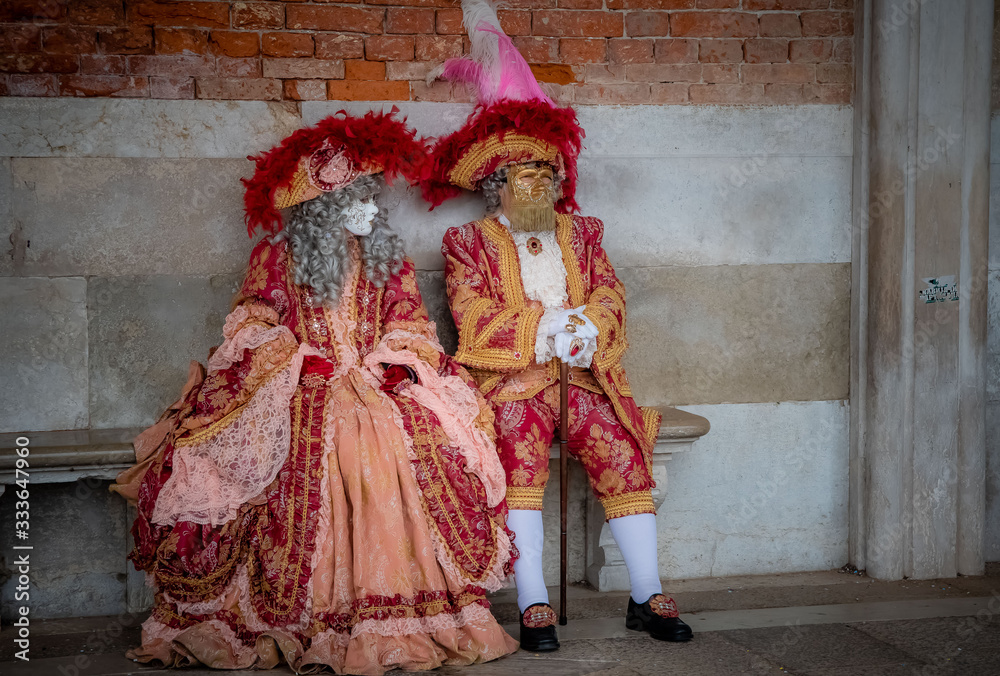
[558,359,569,626]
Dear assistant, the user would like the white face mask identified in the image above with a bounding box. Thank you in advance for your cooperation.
[344,199,379,236]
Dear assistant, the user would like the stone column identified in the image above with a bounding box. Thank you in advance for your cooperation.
[850,0,993,579]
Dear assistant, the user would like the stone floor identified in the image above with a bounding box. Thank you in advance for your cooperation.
[4,569,999,676]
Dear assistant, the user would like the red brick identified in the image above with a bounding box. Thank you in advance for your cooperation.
[744,38,788,63]
[210,31,259,58]
[217,56,259,77]
[0,54,78,74]
[698,39,742,63]
[607,38,652,64]
[696,0,738,6]
[493,0,555,6]
[789,38,831,63]
[287,6,384,34]
[262,32,314,58]
[262,58,344,79]
[650,82,689,102]
[816,62,851,83]
[126,54,215,76]
[689,82,764,103]
[741,63,814,83]
[98,26,154,54]
[624,11,669,37]
[745,0,826,9]
[560,38,606,64]
[829,0,851,8]
[0,25,41,52]
[762,82,804,104]
[436,9,463,34]
[415,35,462,61]
[0,76,7,96]
[803,82,850,104]
[513,36,559,62]
[670,11,758,38]
[627,63,700,82]
[701,63,737,82]
[327,79,409,101]
[574,83,650,104]
[832,37,852,62]
[43,27,98,54]
[316,34,365,60]
[80,54,125,74]
[344,59,385,80]
[149,75,193,98]
[654,39,698,63]
[0,0,66,22]
[155,28,209,55]
[559,0,602,8]
[128,1,230,28]
[9,74,58,96]
[365,0,458,6]
[498,10,531,36]
[387,7,434,34]
[68,0,124,25]
[60,74,149,97]
[410,80,452,102]
[620,0,692,7]
[386,60,435,80]
[530,63,577,85]
[533,11,623,37]
[283,79,327,101]
[231,2,283,30]
[759,13,801,37]
[196,77,281,100]
[801,11,853,37]
[583,63,625,83]
[366,35,415,61]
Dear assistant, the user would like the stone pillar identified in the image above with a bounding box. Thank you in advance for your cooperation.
[850,0,993,579]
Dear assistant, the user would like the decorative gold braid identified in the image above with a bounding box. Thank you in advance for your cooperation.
[556,214,587,307]
[600,491,655,520]
[450,135,559,191]
[505,486,546,511]
[641,406,662,453]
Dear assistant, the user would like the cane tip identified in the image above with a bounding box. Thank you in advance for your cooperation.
[559,617,567,626]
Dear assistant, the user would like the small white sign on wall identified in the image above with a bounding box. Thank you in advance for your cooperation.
[919,276,958,303]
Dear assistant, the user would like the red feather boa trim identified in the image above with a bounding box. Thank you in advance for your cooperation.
[421,100,585,213]
[242,109,428,237]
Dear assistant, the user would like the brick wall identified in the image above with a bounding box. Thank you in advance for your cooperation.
[0,1,853,104]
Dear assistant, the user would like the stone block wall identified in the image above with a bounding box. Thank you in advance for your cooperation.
[0,97,854,618]
[0,0,852,105]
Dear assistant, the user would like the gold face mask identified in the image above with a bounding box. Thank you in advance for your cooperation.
[502,162,557,232]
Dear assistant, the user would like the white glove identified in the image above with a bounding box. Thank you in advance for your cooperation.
[545,306,598,341]
[553,331,591,363]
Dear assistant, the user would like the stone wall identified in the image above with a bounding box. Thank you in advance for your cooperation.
[988,113,1000,563]
[0,0,853,105]
[0,97,853,617]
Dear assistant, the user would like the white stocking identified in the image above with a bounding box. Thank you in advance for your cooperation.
[608,513,663,604]
[508,509,550,613]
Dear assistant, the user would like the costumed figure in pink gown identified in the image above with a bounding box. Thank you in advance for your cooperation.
[111,110,518,675]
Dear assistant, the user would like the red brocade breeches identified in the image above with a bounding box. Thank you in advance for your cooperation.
[491,385,655,520]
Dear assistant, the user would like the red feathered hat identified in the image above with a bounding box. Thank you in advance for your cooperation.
[242,108,426,237]
[421,0,584,213]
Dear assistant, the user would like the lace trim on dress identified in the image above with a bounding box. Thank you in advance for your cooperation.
[151,343,320,527]
[351,601,496,638]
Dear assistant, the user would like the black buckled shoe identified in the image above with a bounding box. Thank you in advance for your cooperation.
[519,603,560,652]
[626,594,693,642]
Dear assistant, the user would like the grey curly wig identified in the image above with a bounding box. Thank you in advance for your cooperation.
[480,163,563,216]
[277,174,405,306]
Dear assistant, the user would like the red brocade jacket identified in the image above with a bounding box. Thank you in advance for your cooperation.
[441,213,661,466]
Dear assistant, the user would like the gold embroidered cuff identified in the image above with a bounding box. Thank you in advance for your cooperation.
[506,486,546,511]
[601,491,655,521]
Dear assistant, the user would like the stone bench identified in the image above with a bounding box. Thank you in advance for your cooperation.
[0,406,709,605]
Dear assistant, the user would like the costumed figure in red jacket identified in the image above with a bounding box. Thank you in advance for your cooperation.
[423,0,693,651]
[111,111,518,674]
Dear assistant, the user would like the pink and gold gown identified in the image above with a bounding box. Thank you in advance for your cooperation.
[112,236,518,674]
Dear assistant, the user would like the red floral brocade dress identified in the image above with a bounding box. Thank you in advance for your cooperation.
[112,237,517,674]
